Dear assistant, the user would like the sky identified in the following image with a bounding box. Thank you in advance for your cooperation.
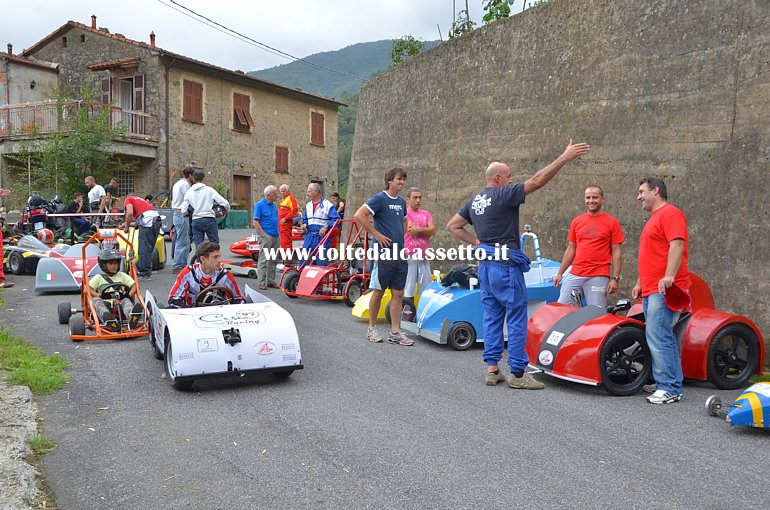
[2,0,529,72]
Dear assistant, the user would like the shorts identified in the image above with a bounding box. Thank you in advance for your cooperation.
[370,260,408,291]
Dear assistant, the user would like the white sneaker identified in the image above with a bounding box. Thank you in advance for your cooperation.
[646,389,682,404]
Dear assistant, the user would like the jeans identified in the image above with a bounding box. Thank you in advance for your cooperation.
[643,293,683,394]
[137,219,161,277]
[256,233,280,286]
[172,212,190,270]
[479,261,529,373]
[557,274,610,308]
[191,217,219,245]
[72,217,92,235]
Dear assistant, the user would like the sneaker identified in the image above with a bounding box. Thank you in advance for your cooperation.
[171,268,182,274]
[100,310,120,333]
[387,330,414,346]
[507,372,545,390]
[0,280,15,288]
[138,274,152,281]
[642,383,658,394]
[367,327,383,343]
[129,302,144,329]
[646,390,682,404]
[485,370,505,386]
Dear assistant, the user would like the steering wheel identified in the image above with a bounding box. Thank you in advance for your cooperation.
[195,285,234,307]
[99,282,130,300]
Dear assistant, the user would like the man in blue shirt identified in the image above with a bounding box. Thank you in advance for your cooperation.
[447,139,591,389]
[353,167,413,346]
[253,185,280,290]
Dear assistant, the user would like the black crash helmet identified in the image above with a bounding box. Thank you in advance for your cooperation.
[98,248,122,272]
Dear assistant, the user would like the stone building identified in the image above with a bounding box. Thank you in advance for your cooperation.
[348,0,770,360]
[0,15,341,211]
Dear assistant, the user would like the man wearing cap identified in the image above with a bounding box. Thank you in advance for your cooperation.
[632,177,691,405]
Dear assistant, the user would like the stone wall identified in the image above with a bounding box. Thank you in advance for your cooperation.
[349,0,770,356]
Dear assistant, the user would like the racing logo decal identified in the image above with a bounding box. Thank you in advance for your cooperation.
[195,311,265,327]
[545,331,564,347]
[283,354,296,362]
[538,350,554,366]
[255,341,276,355]
[306,270,319,278]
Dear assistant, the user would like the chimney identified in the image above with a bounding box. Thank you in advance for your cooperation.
[6,43,12,55]
[91,15,97,29]
[149,31,156,48]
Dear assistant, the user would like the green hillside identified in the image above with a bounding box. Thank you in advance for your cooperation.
[249,39,437,99]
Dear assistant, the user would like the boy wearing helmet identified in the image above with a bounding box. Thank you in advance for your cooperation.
[168,241,245,308]
[90,249,144,332]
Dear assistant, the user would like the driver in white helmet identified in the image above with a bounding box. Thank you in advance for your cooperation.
[168,241,245,308]
[90,249,144,332]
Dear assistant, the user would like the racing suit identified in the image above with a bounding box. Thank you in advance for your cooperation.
[168,262,245,308]
[301,198,340,268]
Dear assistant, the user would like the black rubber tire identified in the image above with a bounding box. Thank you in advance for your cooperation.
[69,314,86,341]
[148,307,163,360]
[447,321,476,351]
[282,271,300,297]
[152,247,161,271]
[600,327,651,396]
[343,279,362,307]
[8,252,24,275]
[272,370,294,380]
[57,301,72,325]
[706,323,759,390]
[247,269,257,279]
[165,335,194,391]
[385,297,417,326]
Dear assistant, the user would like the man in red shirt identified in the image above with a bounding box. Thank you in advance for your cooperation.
[554,186,624,307]
[120,195,161,280]
[632,177,691,404]
[278,184,299,263]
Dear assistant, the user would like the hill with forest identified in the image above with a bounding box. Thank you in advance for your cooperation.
[249,39,437,99]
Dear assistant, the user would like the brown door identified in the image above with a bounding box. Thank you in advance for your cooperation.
[233,175,252,211]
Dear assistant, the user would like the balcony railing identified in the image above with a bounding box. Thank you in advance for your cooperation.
[0,100,158,143]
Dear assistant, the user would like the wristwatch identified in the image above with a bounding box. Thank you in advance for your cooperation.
[611,276,622,281]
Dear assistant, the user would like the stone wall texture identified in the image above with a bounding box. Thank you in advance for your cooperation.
[348,0,770,360]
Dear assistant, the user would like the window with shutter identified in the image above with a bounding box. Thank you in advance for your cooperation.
[311,111,325,146]
[233,93,252,132]
[133,75,144,112]
[183,80,203,123]
[101,78,111,105]
[275,146,289,173]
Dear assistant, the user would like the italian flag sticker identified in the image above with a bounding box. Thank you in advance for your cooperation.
[43,273,56,281]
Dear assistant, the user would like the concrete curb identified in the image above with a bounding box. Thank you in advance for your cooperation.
[0,372,39,510]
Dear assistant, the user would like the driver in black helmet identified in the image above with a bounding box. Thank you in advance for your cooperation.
[89,249,144,332]
[168,241,245,308]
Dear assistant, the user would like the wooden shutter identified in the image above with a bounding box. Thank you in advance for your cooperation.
[242,95,255,126]
[133,75,144,112]
[311,111,324,146]
[184,80,203,122]
[276,146,289,173]
[101,78,111,104]
[233,93,248,129]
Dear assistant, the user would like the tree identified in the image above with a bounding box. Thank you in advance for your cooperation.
[391,35,427,66]
[448,9,476,39]
[6,84,134,201]
[482,0,515,23]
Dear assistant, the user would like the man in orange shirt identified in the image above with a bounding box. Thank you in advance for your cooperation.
[277,184,298,263]
[632,177,690,404]
[554,186,624,308]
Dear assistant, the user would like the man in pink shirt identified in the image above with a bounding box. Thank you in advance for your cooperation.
[404,187,436,300]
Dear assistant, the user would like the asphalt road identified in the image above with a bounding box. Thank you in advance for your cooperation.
[1,228,767,509]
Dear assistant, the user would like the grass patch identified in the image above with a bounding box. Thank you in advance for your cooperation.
[0,328,71,394]
[29,434,56,455]
[750,372,770,383]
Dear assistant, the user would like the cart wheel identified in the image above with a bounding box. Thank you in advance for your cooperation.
[600,327,651,396]
[282,271,300,297]
[8,252,24,275]
[343,279,362,307]
[152,247,161,271]
[706,323,758,390]
[69,314,86,341]
[164,335,194,391]
[57,301,72,325]
[385,297,417,326]
[273,369,294,380]
[148,307,163,360]
[705,395,722,417]
[447,321,476,351]
[247,269,257,279]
